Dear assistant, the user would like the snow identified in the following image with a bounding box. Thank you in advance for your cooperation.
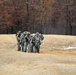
[64,46,76,50]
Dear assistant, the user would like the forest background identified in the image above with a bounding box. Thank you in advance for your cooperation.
[0,0,76,35]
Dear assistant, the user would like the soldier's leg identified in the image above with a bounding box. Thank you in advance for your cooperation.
[26,42,28,52]
[28,43,33,53]
[18,42,21,51]
[23,42,26,52]
[33,46,37,53]
[31,44,33,53]
[37,45,40,53]
[21,42,24,52]
[23,42,28,52]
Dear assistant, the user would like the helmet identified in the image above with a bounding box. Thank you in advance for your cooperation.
[26,32,30,35]
[36,32,39,36]
[23,31,26,35]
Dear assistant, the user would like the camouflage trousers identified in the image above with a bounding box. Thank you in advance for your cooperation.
[17,41,22,51]
[28,43,33,53]
[33,45,40,53]
[23,42,28,52]
[27,43,40,53]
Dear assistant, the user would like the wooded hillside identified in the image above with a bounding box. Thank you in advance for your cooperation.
[0,0,76,35]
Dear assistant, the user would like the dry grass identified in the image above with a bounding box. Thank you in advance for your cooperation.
[0,34,76,75]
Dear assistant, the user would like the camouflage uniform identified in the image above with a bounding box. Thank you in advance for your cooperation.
[22,31,30,52]
[30,32,40,53]
[20,32,25,52]
[23,32,31,52]
[27,36,33,53]
[29,33,37,53]
[31,33,44,45]
[20,31,27,52]
[16,31,22,51]
[29,32,44,53]
[34,33,41,53]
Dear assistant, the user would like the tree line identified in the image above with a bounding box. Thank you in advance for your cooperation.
[0,0,76,35]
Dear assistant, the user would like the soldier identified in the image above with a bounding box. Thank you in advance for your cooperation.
[34,32,41,53]
[26,32,33,53]
[23,32,31,52]
[30,36,37,53]
[31,32,44,44]
[20,31,27,52]
[29,32,40,53]
[29,32,44,53]
[16,31,22,51]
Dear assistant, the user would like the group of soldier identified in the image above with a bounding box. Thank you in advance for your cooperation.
[16,31,44,53]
